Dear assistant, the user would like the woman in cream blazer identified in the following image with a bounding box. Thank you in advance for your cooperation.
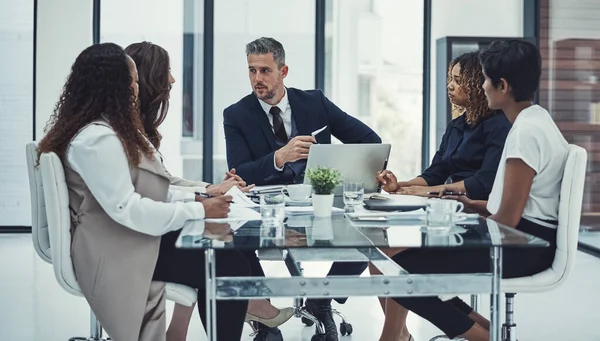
[37,42,251,341]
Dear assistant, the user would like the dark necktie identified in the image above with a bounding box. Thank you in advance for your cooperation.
[269,106,288,142]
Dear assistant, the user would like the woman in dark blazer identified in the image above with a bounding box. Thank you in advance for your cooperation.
[378,51,511,201]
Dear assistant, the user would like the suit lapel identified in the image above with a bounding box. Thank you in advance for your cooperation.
[247,94,278,149]
[287,88,311,136]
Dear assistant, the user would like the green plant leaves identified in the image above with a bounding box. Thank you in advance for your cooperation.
[306,166,342,195]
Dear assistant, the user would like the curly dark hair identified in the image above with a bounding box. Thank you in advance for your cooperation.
[447,51,493,126]
[37,42,153,165]
[124,42,171,149]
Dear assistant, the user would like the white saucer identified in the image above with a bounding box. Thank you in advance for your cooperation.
[285,197,312,206]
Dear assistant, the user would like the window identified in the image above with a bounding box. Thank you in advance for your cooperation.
[325,0,423,180]
[213,0,315,184]
[101,0,202,180]
[357,75,372,117]
[0,0,34,227]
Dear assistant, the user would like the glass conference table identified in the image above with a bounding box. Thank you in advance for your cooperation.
[176,210,549,341]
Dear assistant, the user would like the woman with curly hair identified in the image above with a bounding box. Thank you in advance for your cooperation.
[36,42,251,341]
[124,41,294,341]
[372,51,511,341]
[377,51,511,201]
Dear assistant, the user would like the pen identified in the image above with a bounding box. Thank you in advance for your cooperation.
[377,159,388,192]
[311,126,327,137]
[195,192,235,203]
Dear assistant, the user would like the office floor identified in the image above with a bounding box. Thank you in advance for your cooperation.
[1,233,600,341]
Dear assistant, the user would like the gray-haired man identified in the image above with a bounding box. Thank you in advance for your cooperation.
[224,37,381,341]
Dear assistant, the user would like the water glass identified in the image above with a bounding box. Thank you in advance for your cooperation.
[343,181,364,206]
[260,222,285,240]
[260,192,286,226]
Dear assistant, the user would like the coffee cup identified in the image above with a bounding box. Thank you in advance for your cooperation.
[282,184,312,201]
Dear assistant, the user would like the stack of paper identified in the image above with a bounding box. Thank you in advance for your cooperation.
[249,185,285,194]
[285,206,345,215]
[226,186,259,207]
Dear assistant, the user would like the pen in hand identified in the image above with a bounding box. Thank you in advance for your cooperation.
[195,192,235,204]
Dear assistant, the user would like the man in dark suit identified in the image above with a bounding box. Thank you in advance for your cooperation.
[224,37,381,341]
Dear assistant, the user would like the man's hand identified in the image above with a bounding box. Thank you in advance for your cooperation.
[202,196,232,218]
[274,135,317,168]
[224,168,244,182]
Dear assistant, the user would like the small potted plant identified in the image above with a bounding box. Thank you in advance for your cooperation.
[306,166,342,217]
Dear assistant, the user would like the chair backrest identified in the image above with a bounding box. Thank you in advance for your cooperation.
[39,151,82,296]
[26,142,52,263]
[553,144,588,283]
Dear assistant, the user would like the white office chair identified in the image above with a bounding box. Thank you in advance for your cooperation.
[430,144,587,341]
[29,144,197,340]
[26,142,52,264]
[499,144,587,340]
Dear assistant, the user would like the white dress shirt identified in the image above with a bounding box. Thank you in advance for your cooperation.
[67,124,206,236]
[257,88,292,171]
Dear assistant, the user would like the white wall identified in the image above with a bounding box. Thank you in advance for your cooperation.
[36,0,93,139]
[428,0,524,159]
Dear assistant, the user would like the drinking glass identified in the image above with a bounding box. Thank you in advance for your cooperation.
[343,181,364,206]
[260,192,286,226]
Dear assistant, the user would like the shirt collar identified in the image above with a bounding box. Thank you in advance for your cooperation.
[258,88,288,115]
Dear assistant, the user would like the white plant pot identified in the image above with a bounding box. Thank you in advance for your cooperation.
[312,193,334,217]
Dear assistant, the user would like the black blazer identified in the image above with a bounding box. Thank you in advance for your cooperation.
[223,87,382,185]
[419,111,511,200]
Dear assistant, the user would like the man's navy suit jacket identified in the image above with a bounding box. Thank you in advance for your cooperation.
[223,87,382,186]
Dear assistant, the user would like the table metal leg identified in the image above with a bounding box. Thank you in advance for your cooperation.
[470,294,479,313]
[490,246,502,341]
[205,248,217,341]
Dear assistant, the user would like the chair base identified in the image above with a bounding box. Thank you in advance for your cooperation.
[295,298,354,336]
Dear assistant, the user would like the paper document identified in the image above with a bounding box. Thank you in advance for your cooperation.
[206,205,261,222]
[227,220,249,232]
[346,207,426,220]
[226,186,259,207]
[285,206,344,215]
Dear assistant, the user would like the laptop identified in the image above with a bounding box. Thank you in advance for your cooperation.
[303,143,391,195]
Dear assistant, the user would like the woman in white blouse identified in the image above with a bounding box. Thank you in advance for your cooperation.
[124,41,294,341]
[37,42,250,340]
[385,40,568,341]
